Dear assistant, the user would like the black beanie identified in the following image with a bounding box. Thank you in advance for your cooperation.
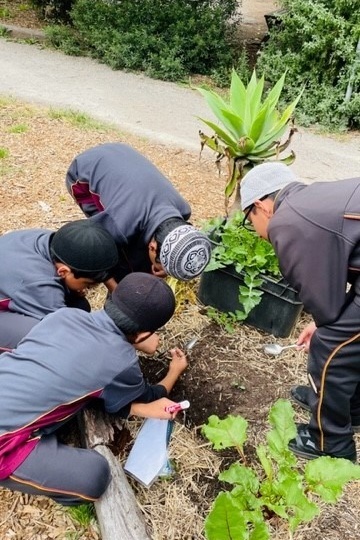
[108,272,175,333]
[50,220,118,272]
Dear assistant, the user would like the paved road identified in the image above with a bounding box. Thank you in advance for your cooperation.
[0,39,359,182]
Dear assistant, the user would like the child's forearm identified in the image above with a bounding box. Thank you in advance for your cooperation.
[158,366,184,393]
[158,348,188,393]
[129,398,176,419]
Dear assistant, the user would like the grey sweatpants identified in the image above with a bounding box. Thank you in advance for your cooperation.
[0,311,38,351]
[0,296,90,352]
[0,435,111,505]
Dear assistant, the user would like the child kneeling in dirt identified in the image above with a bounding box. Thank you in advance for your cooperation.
[0,273,187,505]
[0,219,119,351]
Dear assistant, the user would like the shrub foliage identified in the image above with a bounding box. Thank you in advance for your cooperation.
[257,0,360,129]
[44,0,242,81]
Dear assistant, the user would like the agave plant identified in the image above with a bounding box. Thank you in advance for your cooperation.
[198,70,303,215]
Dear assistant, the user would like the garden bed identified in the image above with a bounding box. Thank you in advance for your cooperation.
[0,96,359,539]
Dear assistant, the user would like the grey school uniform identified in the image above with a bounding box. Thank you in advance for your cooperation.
[0,308,167,505]
[0,229,89,350]
[66,142,191,280]
[268,177,360,458]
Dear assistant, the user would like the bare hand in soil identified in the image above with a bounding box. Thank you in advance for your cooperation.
[169,347,188,375]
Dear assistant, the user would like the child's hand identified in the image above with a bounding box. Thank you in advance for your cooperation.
[130,397,181,420]
[297,321,317,351]
[151,261,167,278]
[168,347,188,375]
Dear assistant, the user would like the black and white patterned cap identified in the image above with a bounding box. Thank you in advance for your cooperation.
[159,224,212,281]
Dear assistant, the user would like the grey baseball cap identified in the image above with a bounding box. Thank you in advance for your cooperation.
[240,162,298,211]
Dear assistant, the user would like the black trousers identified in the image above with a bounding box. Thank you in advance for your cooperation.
[307,293,360,456]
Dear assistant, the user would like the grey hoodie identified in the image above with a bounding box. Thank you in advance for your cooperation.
[268,177,360,327]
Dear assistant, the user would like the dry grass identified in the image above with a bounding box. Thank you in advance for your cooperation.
[123,421,222,540]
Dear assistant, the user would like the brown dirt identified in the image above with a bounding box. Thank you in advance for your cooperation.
[0,0,44,29]
[0,2,360,540]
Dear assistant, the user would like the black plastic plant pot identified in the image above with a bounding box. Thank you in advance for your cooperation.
[198,265,303,338]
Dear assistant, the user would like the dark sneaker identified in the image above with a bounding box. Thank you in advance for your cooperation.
[290,385,360,433]
[290,385,311,411]
[288,423,357,462]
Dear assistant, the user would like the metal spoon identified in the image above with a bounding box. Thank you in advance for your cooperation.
[184,336,198,351]
[157,336,198,359]
[263,343,303,356]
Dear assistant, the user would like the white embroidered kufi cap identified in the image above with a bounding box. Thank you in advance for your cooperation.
[240,162,298,210]
[160,224,212,281]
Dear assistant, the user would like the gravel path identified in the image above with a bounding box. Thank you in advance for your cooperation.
[0,38,359,182]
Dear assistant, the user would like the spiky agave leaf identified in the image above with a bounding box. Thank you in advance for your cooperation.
[197,70,303,213]
[197,88,246,140]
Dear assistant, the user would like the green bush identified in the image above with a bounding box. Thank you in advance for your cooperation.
[46,0,244,81]
[257,0,360,129]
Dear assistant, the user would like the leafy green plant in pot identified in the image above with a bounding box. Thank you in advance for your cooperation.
[197,70,304,336]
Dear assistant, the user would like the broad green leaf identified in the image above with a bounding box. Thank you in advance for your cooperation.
[231,486,263,512]
[204,259,229,271]
[277,476,319,531]
[250,128,296,160]
[268,399,297,436]
[197,87,228,111]
[256,108,280,144]
[204,492,248,540]
[256,444,273,479]
[239,287,263,316]
[249,522,270,540]
[219,462,259,492]
[266,399,297,458]
[242,275,264,288]
[248,128,280,157]
[305,456,360,503]
[242,70,259,133]
[230,69,247,118]
[202,414,248,451]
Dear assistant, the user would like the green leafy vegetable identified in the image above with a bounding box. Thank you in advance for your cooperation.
[203,212,282,322]
[202,399,360,539]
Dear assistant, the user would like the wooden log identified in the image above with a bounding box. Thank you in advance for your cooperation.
[82,408,152,540]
